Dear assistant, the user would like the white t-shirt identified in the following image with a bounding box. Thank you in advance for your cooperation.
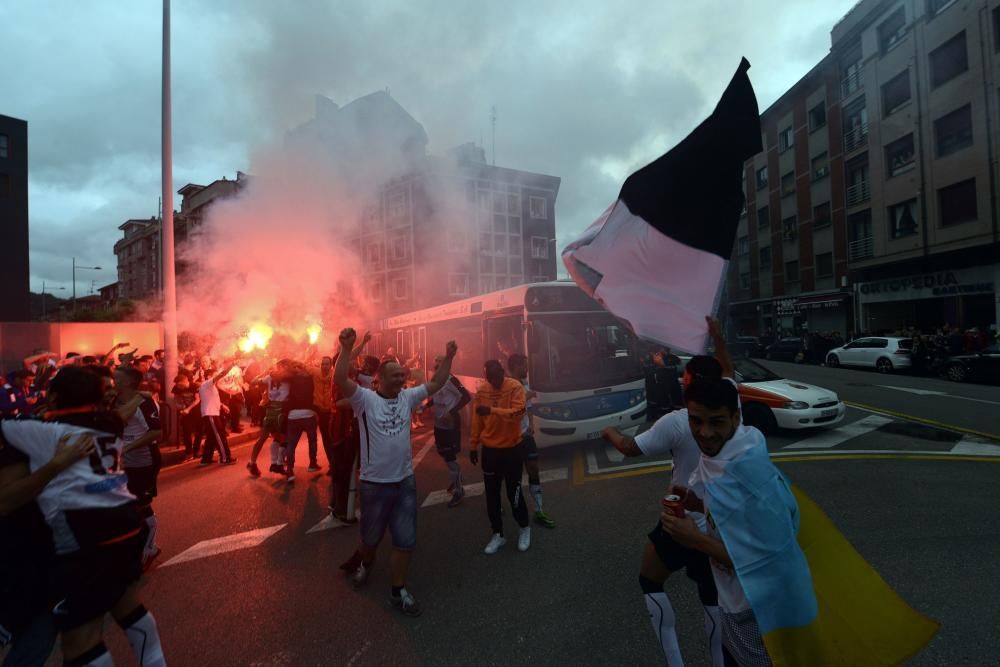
[265,376,289,402]
[199,378,222,417]
[704,508,751,613]
[634,409,707,531]
[431,376,464,429]
[349,385,429,483]
[1,419,135,554]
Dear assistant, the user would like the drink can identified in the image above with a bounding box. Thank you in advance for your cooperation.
[662,494,685,518]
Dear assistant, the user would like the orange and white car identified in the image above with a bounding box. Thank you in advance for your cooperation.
[732,357,845,434]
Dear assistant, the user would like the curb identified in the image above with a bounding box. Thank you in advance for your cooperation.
[160,427,262,469]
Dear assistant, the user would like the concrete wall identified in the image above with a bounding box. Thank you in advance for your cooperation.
[0,322,162,374]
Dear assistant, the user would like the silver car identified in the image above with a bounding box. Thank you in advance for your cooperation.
[825,336,913,373]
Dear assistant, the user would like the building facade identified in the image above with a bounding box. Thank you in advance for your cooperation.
[728,0,1000,339]
[0,114,30,321]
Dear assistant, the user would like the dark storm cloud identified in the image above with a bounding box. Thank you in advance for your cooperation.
[3,0,857,291]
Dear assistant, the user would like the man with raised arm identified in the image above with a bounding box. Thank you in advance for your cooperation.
[333,328,457,617]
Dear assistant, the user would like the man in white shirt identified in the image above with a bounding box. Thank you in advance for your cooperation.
[428,355,471,508]
[199,361,237,466]
[333,328,457,617]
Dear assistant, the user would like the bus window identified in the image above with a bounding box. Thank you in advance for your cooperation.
[527,313,641,392]
[486,315,524,368]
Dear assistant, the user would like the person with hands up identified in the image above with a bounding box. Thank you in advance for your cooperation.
[334,328,457,617]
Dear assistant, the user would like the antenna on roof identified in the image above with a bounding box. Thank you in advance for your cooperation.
[490,105,497,166]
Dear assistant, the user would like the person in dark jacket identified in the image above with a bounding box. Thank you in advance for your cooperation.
[282,362,317,483]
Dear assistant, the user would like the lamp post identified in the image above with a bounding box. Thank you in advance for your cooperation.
[72,258,102,311]
[41,281,65,319]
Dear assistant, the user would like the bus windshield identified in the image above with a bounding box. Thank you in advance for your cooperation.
[528,313,641,392]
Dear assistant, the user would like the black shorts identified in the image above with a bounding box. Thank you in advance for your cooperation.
[647,523,718,606]
[51,524,148,632]
[125,465,159,506]
[518,434,539,461]
[434,427,461,462]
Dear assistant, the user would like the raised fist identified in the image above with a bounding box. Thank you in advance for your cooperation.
[339,328,357,348]
[445,340,458,358]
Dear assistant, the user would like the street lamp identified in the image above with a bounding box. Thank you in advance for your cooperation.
[72,257,102,311]
[41,280,65,319]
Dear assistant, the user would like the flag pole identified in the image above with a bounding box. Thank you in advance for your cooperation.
[161,0,180,442]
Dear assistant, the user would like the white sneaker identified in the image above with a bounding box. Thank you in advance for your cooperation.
[518,526,531,552]
[484,533,506,555]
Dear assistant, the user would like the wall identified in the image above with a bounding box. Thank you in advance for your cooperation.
[0,322,162,374]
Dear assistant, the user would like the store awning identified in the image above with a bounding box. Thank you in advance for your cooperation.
[797,293,845,309]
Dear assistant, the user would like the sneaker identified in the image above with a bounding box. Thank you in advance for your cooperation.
[447,488,465,508]
[142,547,162,572]
[307,462,321,472]
[333,512,358,525]
[518,526,531,552]
[484,533,506,555]
[198,460,214,467]
[221,458,238,466]
[390,590,422,617]
[247,462,261,477]
[339,551,362,573]
[285,473,296,483]
[268,463,283,474]
[534,511,556,529]
[351,562,370,589]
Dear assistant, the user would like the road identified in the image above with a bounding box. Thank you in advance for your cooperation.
[18,362,1000,666]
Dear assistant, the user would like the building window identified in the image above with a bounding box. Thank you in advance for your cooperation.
[928,0,956,17]
[757,205,770,229]
[371,278,385,303]
[785,260,800,283]
[392,277,409,300]
[811,153,829,181]
[739,272,751,290]
[389,235,408,261]
[885,134,916,177]
[737,236,749,256]
[813,201,832,229]
[878,8,908,54]
[783,216,798,242]
[843,100,869,152]
[778,126,794,152]
[529,196,547,220]
[479,275,494,293]
[447,227,467,252]
[934,105,973,157]
[781,172,795,198]
[808,103,826,132]
[756,166,768,191]
[0,134,7,159]
[366,242,383,266]
[929,32,968,88]
[509,256,523,275]
[815,252,834,278]
[938,178,977,226]
[888,199,919,239]
[479,255,493,273]
[387,189,407,220]
[881,70,911,116]
[494,234,507,257]
[448,273,469,297]
[759,245,772,268]
[843,57,863,97]
[530,236,549,259]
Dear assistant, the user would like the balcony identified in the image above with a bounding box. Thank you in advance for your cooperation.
[846,180,871,207]
[843,121,868,152]
[848,236,874,261]
[841,69,864,99]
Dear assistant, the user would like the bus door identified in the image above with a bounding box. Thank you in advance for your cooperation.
[373,332,383,358]
[485,309,526,370]
[396,330,410,361]
[416,326,427,373]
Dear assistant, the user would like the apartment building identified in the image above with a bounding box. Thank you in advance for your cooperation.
[728,0,1000,338]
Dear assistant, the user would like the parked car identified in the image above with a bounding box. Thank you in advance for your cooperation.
[763,337,804,362]
[936,343,1000,383]
[825,337,912,373]
[734,357,845,434]
[730,336,764,358]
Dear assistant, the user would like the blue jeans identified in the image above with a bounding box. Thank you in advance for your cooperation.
[286,416,318,470]
[360,474,417,551]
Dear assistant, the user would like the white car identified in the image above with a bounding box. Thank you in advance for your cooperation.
[825,336,913,373]
[733,357,846,434]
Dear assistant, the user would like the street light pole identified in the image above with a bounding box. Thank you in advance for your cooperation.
[71,258,102,312]
[161,0,180,444]
[41,280,65,319]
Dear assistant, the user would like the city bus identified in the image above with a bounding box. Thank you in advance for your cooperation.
[368,281,646,448]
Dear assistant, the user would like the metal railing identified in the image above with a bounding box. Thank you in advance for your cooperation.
[843,121,868,152]
[848,236,874,261]
[846,179,871,207]
[842,69,864,98]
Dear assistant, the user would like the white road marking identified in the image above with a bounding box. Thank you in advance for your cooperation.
[771,448,1000,458]
[306,511,361,534]
[160,523,286,567]
[411,434,436,468]
[783,416,892,449]
[421,467,569,507]
[877,385,1000,407]
[950,436,1000,456]
[606,444,625,463]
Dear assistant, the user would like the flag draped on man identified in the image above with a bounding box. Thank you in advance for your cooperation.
[562,57,762,354]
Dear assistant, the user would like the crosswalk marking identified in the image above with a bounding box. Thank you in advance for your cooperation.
[306,512,360,534]
[161,524,286,567]
[950,436,1000,456]
[606,444,625,463]
[421,468,569,508]
[783,415,892,449]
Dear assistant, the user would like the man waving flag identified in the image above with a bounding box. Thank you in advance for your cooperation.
[563,57,762,354]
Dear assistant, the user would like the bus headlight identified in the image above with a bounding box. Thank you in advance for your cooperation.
[627,388,646,406]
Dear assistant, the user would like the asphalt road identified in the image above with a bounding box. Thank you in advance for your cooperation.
[15,363,1000,666]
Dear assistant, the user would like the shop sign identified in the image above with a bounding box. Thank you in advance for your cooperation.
[774,298,800,315]
[857,267,996,303]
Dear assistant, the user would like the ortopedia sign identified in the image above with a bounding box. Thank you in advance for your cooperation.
[857,267,996,303]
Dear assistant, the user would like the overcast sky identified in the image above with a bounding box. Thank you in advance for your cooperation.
[3,0,860,295]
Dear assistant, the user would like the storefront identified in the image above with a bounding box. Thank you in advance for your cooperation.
[856,265,1000,334]
[774,292,851,337]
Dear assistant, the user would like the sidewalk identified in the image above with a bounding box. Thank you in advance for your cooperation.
[160,423,262,469]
